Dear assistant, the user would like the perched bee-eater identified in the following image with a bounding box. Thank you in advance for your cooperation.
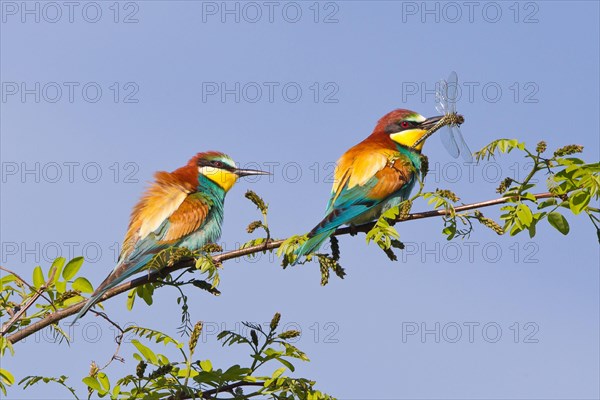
[294,109,444,261]
[74,151,268,322]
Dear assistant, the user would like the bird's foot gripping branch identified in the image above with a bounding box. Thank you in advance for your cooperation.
[1,139,598,398]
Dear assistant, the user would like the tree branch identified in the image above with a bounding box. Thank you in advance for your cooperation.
[172,381,265,400]
[4,192,555,344]
[202,381,265,399]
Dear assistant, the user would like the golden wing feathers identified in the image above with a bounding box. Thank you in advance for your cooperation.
[161,194,210,242]
[121,169,196,260]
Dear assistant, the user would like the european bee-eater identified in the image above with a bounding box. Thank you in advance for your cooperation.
[74,151,268,322]
[294,109,444,261]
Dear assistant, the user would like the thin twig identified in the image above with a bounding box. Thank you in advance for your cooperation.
[1,267,56,335]
[4,192,556,344]
[90,311,126,370]
[0,265,57,312]
[0,266,37,292]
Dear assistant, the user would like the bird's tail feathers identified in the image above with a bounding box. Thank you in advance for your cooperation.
[72,291,105,324]
[292,208,355,265]
[292,228,336,265]
[71,258,142,324]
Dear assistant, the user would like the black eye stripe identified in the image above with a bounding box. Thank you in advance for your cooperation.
[198,159,235,171]
[385,120,419,134]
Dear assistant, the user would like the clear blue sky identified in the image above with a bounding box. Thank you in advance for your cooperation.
[1,1,599,398]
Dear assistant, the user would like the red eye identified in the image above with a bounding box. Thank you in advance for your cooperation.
[401,121,410,129]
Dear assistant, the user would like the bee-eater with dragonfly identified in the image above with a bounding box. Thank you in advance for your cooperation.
[74,151,269,322]
[294,72,472,261]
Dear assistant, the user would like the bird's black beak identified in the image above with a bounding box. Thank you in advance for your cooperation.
[419,115,445,131]
[411,115,447,150]
[234,168,271,177]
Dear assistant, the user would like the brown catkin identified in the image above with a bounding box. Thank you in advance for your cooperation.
[475,211,504,235]
[554,144,583,157]
[270,313,281,331]
[536,141,547,154]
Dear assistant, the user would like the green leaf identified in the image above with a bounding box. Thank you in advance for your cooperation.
[0,337,15,357]
[528,220,537,238]
[547,212,570,235]
[0,368,15,386]
[569,191,591,215]
[538,199,557,209]
[521,192,537,202]
[63,295,86,307]
[50,257,66,283]
[0,275,15,291]
[124,326,183,349]
[51,324,71,342]
[275,357,295,372]
[126,289,136,310]
[271,367,286,379]
[136,284,154,306]
[82,376,102,392]
[199,360,213,372]
[442,226,456,240]
[196,257,213,273]
[112,384,121,399]
[97,372,110,392]
[62,257,84,281]
[33,266,44,289]
[509,221,525,236]
[131,339,158,365]
[556,157,584,166]
[498,140,509,153]
[177,368,199,379]
[515,204,533,226]
[55,280,67,294]
[72,277,94,293]
[158,354,170,365]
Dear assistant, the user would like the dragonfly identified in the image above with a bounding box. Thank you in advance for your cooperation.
[434,71,473,162]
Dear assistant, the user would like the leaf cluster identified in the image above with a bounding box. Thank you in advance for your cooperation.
[19,314,333,399]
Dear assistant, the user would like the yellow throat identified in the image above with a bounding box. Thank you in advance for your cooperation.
[199,166,238,192]
[390,128,428,151]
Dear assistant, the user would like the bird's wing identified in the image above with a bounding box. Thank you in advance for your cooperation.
[366,157,415,200]
[317,150,415,233]
[161,193,211,242]
[326,150,388,213]
[121,170,196,260]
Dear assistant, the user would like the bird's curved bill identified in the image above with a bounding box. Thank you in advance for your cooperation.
[412,115,451,148]
[234,168,271,177]
[419,115,445,131]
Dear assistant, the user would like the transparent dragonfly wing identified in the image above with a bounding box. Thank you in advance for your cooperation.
[446,71,458,114]
[452,125,474,162]
[435,79,448,114]
[434,71,473,161]
[440,125,460,158]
